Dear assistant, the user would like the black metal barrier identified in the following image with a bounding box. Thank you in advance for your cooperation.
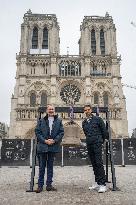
[123,138,136,165]
[1,138,136,166]
[103,139,122,165]
[1,139,31,166]
[62,144,90,166]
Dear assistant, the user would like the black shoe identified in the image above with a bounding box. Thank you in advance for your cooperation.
[46,185,57,191]
[35,187,43,193]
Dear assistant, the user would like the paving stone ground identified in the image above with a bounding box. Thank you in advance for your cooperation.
[0,165,136,205]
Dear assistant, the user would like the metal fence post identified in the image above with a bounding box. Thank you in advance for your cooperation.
[105,140,109,182]
[30,138,33,168]
[106,110,119,191]
[121,138,125,167]
[61,145,64,167]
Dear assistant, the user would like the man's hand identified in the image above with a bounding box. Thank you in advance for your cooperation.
[45,139,55,145]
[48,139,55,145]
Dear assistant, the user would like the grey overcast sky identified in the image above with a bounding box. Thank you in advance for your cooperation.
[0,0,136,136]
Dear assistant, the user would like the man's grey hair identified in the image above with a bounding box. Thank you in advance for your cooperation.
[47,104,55,109]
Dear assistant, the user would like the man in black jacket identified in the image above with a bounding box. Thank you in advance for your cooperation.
[35,105,64,193]
[82,104,108,193]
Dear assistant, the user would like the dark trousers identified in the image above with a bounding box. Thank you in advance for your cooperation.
[38,152,55,188]
[87,143,106,185]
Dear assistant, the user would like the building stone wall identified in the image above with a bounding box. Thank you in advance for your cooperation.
[9,10,128,138]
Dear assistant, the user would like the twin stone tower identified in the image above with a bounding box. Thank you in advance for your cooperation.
[9,10,128,139]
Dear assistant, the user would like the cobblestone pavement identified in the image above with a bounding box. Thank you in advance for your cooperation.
[0,165,136,205]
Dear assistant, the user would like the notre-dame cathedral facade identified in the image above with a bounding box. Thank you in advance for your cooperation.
[9,10,128,138]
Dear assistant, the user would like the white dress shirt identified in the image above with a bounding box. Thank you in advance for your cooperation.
[48,116,54,135]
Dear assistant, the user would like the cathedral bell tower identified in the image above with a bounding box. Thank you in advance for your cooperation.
[9,10,60,138]
[78,12,128,137]
[20,9,60,55]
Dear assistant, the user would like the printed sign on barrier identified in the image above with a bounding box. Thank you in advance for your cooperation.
[1,139,31,166]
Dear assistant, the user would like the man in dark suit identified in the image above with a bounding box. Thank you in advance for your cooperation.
[35,105,64,193]
[82,104,108,193]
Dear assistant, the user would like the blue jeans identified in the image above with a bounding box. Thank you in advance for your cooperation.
[38,152,55,188]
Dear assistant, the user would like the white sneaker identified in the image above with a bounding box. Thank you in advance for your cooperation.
[89,183,99,190]
[98,185,107,193]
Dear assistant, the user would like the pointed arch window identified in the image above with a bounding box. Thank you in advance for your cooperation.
[41,92,47,106]
[42,27,48,49]
[59,60,81,77]
[94,93,99,104]
[100,29,105,55]
[103,92,108,106]
[32,27,38,49]
[30,93,36,107]
[91,29,96,55]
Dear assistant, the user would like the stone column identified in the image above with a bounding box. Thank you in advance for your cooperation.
[84,28,90,55]
[111,27,117,56]
[20,23,29,54]
[80,29,84,55]
[104,29,110,55]
[38,28,43,53]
